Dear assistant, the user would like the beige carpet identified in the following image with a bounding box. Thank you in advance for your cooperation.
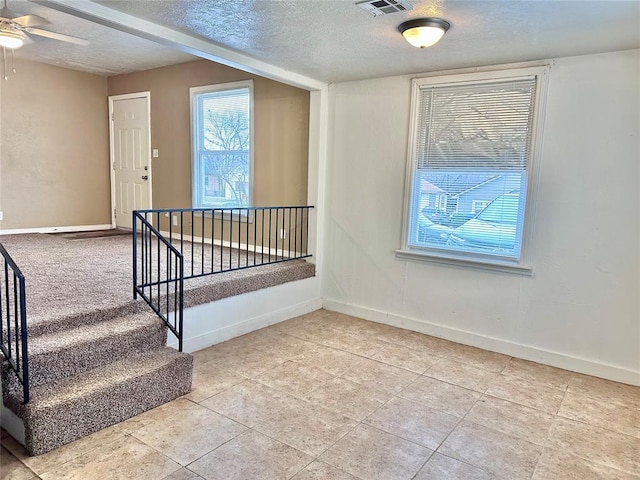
[0,233,315,335]
[48,229,131,240]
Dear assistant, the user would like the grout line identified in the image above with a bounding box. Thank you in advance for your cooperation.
[414,452,494,479]
[0,444,41,479]
[357,422,436,479]
[409,450,437,480]
[182,428,249,469]
[432,393,482,456]
[305,418,360,466]
[531,404,558,480]
[554,386,568,416]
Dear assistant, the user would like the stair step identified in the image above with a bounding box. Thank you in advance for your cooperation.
[2,312,167,392]
[25,302,147,337]
[4,347,192,456]
[183,259,315,307]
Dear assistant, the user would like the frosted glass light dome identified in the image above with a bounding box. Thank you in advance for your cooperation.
[398,18,450,48]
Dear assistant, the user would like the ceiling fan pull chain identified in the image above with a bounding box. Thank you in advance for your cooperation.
[10,46,15,73]
[2,46,7,80]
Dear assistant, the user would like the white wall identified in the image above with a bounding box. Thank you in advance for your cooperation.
[323,50,640,385]
[170,277,322,352]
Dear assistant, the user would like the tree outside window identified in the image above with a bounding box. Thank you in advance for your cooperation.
[191,81,253,209]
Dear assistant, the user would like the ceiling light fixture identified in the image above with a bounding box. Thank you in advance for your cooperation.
[398,18,450,48]
[0,29,24,49]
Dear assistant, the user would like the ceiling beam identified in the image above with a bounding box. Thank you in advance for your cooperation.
[34,0,327,91]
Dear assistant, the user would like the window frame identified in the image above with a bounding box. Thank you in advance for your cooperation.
[190,79,255,211]
[398,66,549,275]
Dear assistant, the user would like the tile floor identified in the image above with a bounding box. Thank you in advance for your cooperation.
[2,309,639,480]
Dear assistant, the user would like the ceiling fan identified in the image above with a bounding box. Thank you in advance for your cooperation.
[0,0,89,49]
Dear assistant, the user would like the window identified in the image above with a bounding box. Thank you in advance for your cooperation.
[191,80,253,209]
[471,200,490,214]
[401,67,548,270]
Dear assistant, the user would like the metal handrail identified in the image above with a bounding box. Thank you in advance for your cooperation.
[133,212,184,351]
[0,243,29,403]
[132,206,314,351]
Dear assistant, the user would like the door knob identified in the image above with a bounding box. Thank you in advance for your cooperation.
[141,175,148,180]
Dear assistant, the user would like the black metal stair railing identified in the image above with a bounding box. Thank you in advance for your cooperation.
[133,206,313,351]
[133,213,185,351]
[0,243,29,403]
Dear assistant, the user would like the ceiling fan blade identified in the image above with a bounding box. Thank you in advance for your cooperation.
[26,27,89,46]
[12,14,48,27]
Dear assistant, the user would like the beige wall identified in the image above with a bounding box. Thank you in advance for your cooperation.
[0,60,111,230]
[108,59,310,209]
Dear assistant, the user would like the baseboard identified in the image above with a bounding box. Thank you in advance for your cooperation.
[168,296,323,353]
[158,229,308,261]
[0,224,113,235]
[322,299,640,386]
[1,401,25,446]
[1,366,25,445]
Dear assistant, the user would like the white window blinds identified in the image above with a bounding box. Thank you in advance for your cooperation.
[200,89,250,152]
[415,78,536,171]
[405,72,542,263]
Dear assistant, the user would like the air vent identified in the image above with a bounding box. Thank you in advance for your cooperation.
[356,0,413,17]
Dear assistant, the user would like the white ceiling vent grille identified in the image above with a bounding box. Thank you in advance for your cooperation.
[356,0,413,17]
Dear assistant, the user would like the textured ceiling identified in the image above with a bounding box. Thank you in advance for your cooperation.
[6,1,195,76]
[6,0,640,82]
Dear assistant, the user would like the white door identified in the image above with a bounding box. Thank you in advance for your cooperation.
[110,94,151,229]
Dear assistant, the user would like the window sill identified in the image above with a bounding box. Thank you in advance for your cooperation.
[194,210,254,224]
[395,249,533,276]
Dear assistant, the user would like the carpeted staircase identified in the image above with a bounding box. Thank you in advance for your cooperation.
[1,304,193,456]
[0,233,315,456]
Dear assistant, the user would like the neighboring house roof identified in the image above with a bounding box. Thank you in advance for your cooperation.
[454,175,503,198]
[420,179,445,194]
[427,174,498,197]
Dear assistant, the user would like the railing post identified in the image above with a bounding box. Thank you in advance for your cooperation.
[0,243,30,403]
[19,276,29,403]
[133,212,138,299]
[178,256,184,352]
[308,206,311,255]
[4,262,10,358]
